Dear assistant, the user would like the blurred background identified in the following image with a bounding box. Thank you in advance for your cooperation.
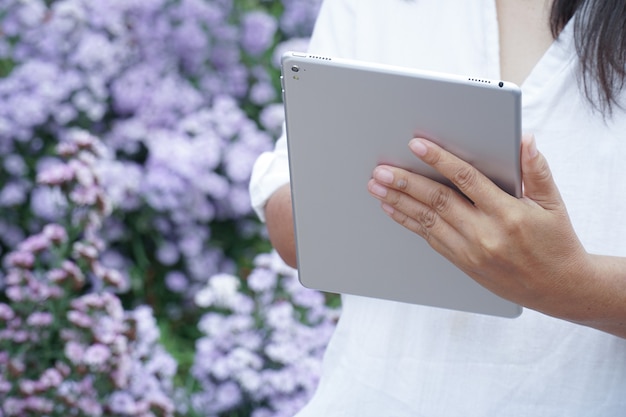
[0,0,341,415]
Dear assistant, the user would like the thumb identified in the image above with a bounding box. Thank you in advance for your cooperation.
[521,133,563,210]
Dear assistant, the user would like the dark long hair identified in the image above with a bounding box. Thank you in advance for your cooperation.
[551,0,626,113]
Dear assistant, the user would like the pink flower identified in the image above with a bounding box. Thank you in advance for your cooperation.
[64,341,85,364]
[67,310,93,328]
[24,396,54,413]
[36,163,75,185]
[72,242,99,261]
[57,141,79,157]
[26,312,54,327]
[5,251,35,269]
[6,286,23,302]
[0,303,16,321]
[18,234,50,253]
[83,344,111,367]
[42,223,68,244]
[77,397,103,417]
[39,368,64,388]
[62,260,85,288]
[48,268,69,283]
[18,379,37,395]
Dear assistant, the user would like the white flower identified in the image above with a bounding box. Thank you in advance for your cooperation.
[195,273,241,308]
[194,286,215,308]
[210,273,240,297]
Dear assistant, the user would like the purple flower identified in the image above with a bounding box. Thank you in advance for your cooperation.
[266,302,295,330]
[108,391,137,414]
[0,221,26,248]
[226,185,254,216]
[156,241,180,266]
[280,0,323,37]
[214,381,243,412]
[172,21,209,74]
[263,368,299,394]
[250,81,277,105]
[241,11,278,56]
[165,271,188,293]
[0,0,327,413]
[259,103,285,134]
[96,160,142,210]
[29,186,67,220]
[247,268,277,293]
[191,250,339,416]
[0,182,28,206]
[2,154,27,176]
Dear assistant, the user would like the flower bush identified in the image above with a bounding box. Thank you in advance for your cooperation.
[0,132,177,416]
[190,252,339,417]
[0,0,338,415]
[0,0,316,315]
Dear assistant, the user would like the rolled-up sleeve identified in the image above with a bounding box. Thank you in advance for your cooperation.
[249,126,290,222]
[249,0,357,221]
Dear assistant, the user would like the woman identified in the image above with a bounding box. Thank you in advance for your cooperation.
[250,0,626,415]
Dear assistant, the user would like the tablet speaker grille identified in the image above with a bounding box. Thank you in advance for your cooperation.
[309,55,332,61]
[468,77,491,84]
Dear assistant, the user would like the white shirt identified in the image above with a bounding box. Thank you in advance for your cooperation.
[249,0,626,415]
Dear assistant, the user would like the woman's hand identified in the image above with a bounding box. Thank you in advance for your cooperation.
[367,134,626,334]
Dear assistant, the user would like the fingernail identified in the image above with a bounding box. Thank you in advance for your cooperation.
[527,134,538,159]
[409,139,428,157]
[373,167,394,184]
[382,203,394,214]
[369,181,388,197]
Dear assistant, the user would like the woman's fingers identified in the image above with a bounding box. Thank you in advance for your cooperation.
[367,166,471,254]
[408,138,517,213]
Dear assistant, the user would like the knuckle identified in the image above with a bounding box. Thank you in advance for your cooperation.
[415,209,437,243]
[417,207,437,230]
[452,165,478,190]
[476,234,501,257]
[507,212,525,230]
[428,187,452,213]
[499,209,526,235]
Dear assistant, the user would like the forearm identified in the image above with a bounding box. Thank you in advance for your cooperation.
[562,254,626,338]
[265,183,297,268]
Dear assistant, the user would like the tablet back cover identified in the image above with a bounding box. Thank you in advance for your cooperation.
[282,52,523,318]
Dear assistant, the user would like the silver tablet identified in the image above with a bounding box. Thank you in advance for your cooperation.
[281,51,523,317]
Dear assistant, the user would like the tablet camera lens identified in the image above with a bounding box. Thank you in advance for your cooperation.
[291,65,300,73]
[498,81,504,88]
